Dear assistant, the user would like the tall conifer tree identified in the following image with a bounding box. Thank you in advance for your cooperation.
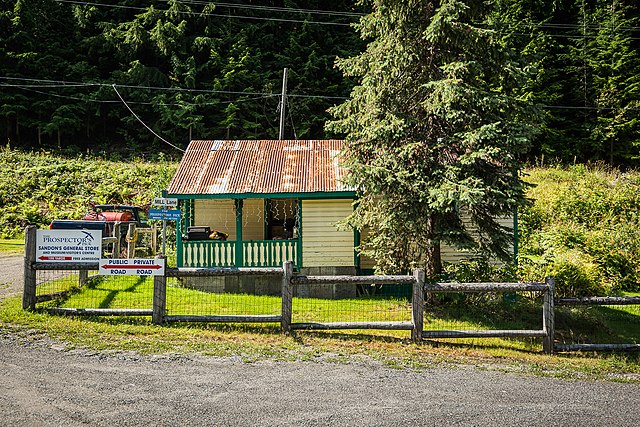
[327,0,541,274]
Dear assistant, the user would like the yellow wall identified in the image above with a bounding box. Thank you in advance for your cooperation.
[194,199,236,239]
[194,199,265,241]
[241,198,265,241]
[302,199,355,267]
[359,216,514,269]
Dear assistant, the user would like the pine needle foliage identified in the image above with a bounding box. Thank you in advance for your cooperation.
[327,0,541,275]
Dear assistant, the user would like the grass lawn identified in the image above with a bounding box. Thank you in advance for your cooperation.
[3,274,640,381]
[0,239,23,256]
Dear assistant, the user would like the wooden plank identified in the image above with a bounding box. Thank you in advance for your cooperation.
[281,261,293,333]
[153,268,166,325]
[291,322,413,330]
[557,296,640,306]
[555,344,640,352]
[412,269,425,342]
[167,267,282,277]
[292,275,415,285]
[422,330,547,338]
[165,315,281,323]
[43,308,153,316]
[22,225,37,310]
[425,282,547,293]
[543,277,555,354]
[34,262,99,271]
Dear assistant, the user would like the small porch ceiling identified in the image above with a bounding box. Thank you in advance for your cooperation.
[167,140,356,199]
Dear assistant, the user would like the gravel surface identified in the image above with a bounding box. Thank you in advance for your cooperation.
[0,332,639,427]
[0,255,23,300]
[2,254,640,426]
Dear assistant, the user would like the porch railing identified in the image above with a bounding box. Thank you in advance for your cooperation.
[181,240,298,268]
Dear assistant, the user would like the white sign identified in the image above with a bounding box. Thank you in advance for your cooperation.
[99,258,165,276]
[36,230,102,262]
[152,197,178,207]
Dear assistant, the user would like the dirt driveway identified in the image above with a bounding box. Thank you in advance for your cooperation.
[2,255,640,426]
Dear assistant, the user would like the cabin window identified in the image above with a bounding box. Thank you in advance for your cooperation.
[266,199,299,240]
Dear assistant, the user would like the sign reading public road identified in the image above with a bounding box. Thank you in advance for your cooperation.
[99,258,165,276]
[36,230,102,262]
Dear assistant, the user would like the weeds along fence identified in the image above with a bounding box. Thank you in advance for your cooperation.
[554,297,640,352]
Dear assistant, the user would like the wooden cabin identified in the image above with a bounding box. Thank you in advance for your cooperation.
[166,140,515,297]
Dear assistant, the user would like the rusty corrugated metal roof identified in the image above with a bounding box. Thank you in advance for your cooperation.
[167,140,354,196]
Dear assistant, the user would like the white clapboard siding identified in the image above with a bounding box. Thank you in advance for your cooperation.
[302,199,355,267]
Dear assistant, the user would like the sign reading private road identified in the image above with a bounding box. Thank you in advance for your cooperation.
[36,229,102,262]
[99,258,165,276]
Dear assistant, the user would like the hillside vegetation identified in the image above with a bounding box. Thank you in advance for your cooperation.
[0,147,176,237]
[519,165,640,296]
[2,149,639,296]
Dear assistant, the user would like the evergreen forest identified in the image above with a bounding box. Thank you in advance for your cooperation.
[1,0,640,164]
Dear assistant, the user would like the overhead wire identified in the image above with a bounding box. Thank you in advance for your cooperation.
[54,0,356,27]
[112,84,185,152]
[0,76,349,100]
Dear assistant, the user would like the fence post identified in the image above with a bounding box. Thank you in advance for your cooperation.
[79,270,88,286]
[412,269,425,342]
[22,225,37,310]
[113,222,121,257]
[543,276,555,354]
[281,261,293,333]
[127,223,136,258]
[153,255,167,325]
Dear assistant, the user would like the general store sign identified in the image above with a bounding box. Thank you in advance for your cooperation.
[36,230,102,262]
[99,258,165,276]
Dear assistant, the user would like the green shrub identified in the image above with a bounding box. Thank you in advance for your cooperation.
[0,147,177,238]
[519,164,640,295]
[443,257,516,283]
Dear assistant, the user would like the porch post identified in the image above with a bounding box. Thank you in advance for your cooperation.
[235,199,243,267]
[296,199,302,269]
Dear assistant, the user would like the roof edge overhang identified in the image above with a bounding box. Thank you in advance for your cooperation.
[166,191,357,200]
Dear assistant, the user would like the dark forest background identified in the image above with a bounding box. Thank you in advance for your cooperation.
[1,0,639,164]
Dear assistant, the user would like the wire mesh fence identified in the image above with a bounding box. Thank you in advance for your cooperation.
[423,290,547,350]
[555,298,640,351]
[291,283,413,326]
[35,268,153,313]
[165,277,282,318]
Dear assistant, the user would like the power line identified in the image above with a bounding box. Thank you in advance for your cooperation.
[112,84,185,152]
[54,0,356,27]
[6,76,640,111]
[0,76,349,100]
[168,0,363,18]
[0,82,274,106]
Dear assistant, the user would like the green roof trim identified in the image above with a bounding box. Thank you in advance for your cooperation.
[167,191,357,200]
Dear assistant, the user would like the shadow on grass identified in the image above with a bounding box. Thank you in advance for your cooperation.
[555,305,640,345]
[98,276,148,309]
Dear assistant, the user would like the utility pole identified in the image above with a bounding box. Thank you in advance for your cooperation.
[278,67,288,140]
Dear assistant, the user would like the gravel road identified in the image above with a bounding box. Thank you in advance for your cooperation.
[0,332,639,426]
[0,255,23,300]
[2,255,640,426]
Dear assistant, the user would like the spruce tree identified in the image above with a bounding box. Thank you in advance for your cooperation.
[327,0,541,275]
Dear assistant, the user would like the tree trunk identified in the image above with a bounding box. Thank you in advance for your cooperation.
[425,215,442,277]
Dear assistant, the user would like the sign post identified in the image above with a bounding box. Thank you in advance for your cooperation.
[150,197,179,255]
